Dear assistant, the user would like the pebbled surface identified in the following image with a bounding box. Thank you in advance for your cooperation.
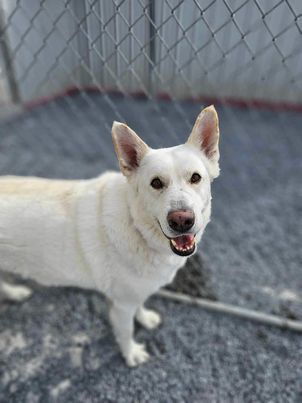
[0,94,302,401]
[1,289,302,402]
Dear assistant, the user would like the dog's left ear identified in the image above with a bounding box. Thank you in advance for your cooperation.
[112,122,149,176]
[187,105,220,180]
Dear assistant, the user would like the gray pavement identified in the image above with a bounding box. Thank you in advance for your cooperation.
[1,287,302,402]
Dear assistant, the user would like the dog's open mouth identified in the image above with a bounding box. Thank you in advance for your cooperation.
[170,234,196,257]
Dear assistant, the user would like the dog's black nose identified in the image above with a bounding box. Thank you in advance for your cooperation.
[167,210,195,233]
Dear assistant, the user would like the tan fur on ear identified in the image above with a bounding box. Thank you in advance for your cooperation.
[187,105,220,180]
[112,122,149,176]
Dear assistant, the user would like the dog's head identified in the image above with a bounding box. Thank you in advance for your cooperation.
[112,106,220,257]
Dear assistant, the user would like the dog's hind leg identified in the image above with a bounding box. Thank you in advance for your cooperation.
[109,301,150,367]
[135,305,161,330]
[0,281,32,302]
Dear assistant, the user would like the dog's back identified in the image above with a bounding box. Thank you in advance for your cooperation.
[0,175,101,289]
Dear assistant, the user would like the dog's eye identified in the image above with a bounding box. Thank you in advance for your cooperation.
[151,177,164,190]
[190,173,201,184]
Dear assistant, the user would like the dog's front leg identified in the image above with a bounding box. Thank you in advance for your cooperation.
[109,301,150,367]
[135,305,161,330]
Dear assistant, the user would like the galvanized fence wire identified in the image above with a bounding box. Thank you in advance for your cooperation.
[0,0,301,315]
[0,0,300,156]
[1,1,302,108]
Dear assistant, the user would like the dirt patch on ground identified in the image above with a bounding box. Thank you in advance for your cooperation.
[166,253,217,300]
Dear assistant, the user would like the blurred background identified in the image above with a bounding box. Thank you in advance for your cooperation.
[0,0,301,401]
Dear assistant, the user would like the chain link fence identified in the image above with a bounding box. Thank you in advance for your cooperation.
[1,0,302,104]
[0,0,301,317]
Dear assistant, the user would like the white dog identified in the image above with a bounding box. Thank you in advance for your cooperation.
[0,105,220,366]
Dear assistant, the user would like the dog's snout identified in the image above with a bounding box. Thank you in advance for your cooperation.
[167,210,195,233]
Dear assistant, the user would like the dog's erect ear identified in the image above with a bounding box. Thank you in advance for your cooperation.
[112,122,149,176]
[187,105,220,180]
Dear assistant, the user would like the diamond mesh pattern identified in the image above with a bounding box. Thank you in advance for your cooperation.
[1,0,302,108]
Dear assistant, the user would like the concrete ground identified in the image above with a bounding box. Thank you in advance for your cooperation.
[0,93,301,401]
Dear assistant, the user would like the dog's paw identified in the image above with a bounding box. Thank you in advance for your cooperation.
[136,307,162,330]
[125,341,150,367]
[2,283,32,302]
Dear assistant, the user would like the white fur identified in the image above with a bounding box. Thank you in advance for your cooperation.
[0,281,32,301]
[0,106,220,366]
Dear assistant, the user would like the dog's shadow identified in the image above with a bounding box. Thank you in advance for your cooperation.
[165,253,216,300]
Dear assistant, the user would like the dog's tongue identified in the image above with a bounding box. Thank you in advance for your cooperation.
[174,234,194,248]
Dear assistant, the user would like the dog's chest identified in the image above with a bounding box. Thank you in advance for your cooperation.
[140,255,185,291]
[110,257,183,303]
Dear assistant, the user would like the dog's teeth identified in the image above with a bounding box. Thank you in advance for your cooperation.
[171,237,196,254]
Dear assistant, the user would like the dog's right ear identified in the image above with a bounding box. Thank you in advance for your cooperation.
[112,122,149,176]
